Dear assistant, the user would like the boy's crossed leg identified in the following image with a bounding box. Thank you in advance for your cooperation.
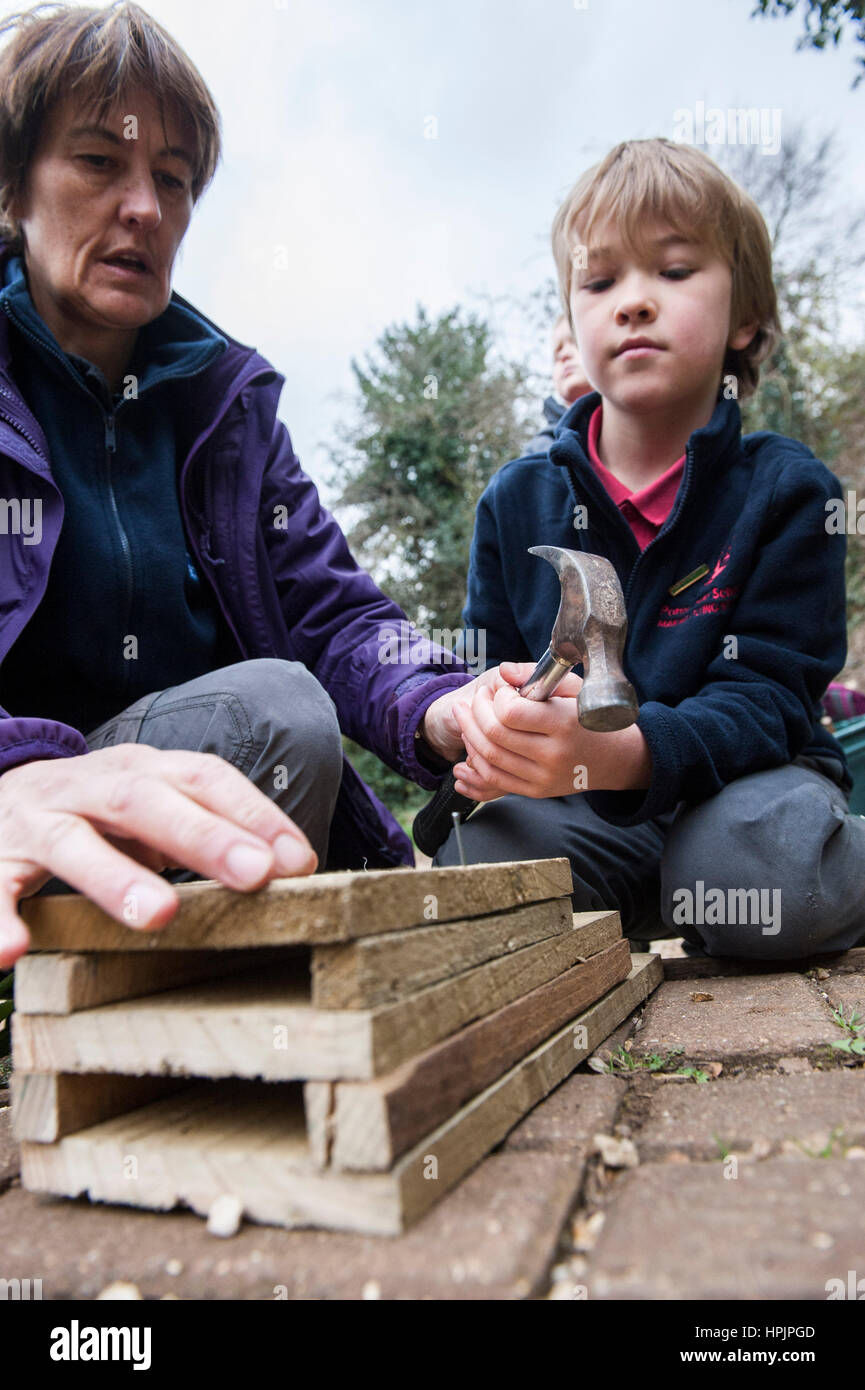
[434,754,865,959]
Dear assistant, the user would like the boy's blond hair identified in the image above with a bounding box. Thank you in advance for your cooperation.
[551,139,780,399]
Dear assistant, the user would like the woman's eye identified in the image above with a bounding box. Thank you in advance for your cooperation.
[80,154,110,169]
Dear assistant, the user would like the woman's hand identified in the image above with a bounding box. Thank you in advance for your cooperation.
[0,743,318,967]
[449,661,652,801]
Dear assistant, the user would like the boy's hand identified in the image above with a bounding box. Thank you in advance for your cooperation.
[451,661,652,800]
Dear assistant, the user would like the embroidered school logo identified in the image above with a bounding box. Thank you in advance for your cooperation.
[657,545,739,627]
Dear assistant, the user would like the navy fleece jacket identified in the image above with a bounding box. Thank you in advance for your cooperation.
[462,389,851,827]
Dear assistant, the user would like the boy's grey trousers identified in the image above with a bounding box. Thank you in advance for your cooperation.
[33,657,865,960]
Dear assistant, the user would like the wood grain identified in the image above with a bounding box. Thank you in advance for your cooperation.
[310,900,606,1010]
[13,917,619,1082]
[18,957,661,1235]
[20,859,573,951]
[325,936,632,1170]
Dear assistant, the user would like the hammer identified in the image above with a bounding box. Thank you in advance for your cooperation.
[412,546,639,857]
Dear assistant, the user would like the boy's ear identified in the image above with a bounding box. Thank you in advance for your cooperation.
[729,319,759,351]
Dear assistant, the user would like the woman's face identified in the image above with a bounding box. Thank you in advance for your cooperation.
[8,85,194,355]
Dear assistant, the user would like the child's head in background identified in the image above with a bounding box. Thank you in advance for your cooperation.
[551,139,780,424]
[551,313,592,405]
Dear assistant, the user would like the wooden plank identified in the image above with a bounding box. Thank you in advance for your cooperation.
[303,1082,334,1167]
[12,917,620,1082]
[310,899,603,1009]
[11,1072,186,1143]
[15,946,297,1014]
[326,937,633,1170]
[392,955,663,1232]
[18,958,661,1236]
[20,858,573,951]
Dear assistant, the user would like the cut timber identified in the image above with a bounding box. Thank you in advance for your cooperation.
[13,916,620,1082]
[318,936,632,1170]
[20,858,573,951]
[19,956,662,1236]
[15,946,296,1014]
[12,1072,186,1143]
[311,898,594,1009]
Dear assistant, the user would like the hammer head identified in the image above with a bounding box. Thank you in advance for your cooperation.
[528,545,639,731]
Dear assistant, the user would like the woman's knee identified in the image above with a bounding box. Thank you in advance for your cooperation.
[223,658,343,785]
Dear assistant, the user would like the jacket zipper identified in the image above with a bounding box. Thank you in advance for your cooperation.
[0,384,48,464]
[622,440,694,611]
[102,410,135,677]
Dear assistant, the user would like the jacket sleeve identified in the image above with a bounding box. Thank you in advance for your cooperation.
[0,711,89,776]
[258,419,472,788]
[585,462,848,826]
[463,486,533,669]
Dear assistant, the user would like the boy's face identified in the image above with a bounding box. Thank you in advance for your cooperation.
[568,219,756,420]
[551,318,591,404]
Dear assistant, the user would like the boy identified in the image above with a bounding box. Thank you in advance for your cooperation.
[427,138,865,960]
[525,314,593,455]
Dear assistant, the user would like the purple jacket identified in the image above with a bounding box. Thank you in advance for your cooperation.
[0,255,471,867]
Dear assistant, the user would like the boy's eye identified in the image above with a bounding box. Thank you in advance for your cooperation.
[662,267,694,280]
[583,277,613,292]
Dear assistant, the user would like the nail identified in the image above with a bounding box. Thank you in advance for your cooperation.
[224,842,273,885]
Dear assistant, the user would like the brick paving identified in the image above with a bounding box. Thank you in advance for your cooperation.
[2,943,865,1300]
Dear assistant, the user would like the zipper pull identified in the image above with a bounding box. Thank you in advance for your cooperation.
[105,411,116,454]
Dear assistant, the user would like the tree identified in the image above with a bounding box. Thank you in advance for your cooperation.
[329,304,534,632]
[752,1,865,84]
[329,304,536,821]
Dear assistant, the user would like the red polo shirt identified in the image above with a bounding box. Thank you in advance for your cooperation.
[586,405,684,549]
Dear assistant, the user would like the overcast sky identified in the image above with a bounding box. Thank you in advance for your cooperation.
[8,0,865,500]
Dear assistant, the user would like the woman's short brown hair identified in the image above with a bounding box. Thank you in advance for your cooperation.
[551,138,781,399]
[0,1,222,253]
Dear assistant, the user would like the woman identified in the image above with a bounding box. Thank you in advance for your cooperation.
[0,1,478,965]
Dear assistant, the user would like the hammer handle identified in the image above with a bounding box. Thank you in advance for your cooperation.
[411,648,572,859]
[412,769,480,859]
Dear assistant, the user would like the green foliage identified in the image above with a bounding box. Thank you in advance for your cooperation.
[329,303,534,632]
[752,0,865,84]
[328,305,534,818]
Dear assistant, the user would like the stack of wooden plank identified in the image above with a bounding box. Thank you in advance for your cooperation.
[12,858,661,1235]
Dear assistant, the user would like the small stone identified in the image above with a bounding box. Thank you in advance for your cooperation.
[96,1281,142,1300]
[705,1062,724,1077]
[777,1056,811,1075]
[846,1147,865,1160]
[165,1259,183,1277]
[207,1194,242,1238]
[809,1231,834,1250]
[361,1280,381,1300]
[571,1210,605,1251]
[586,1056,609,1074]
[690,992,714,1002]
[593,1133,639,1168]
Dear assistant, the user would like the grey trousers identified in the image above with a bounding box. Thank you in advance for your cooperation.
[35,659,344,894]
[433,753,865,960]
